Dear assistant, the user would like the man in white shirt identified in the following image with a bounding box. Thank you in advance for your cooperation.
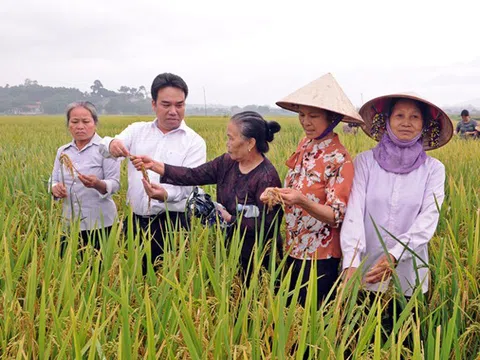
[99,73,206,271]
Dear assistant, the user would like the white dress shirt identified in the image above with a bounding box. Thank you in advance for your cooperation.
[99,119,206,216]
[50,133,120,231]
[340,150,445,295]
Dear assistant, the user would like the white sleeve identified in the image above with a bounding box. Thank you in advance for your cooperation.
[340,153,369,269]
[162,136,207,203]
[99,157,121,199]
[389,161,445,263]
[98,123,137,158]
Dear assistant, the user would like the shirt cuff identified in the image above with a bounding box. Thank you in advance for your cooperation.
[342,251,361,269]
[99,137,115,158]
[99,180,112,199]
[50,182,63,201]
[160,164,170,183]
[49,181,59,192]
[163,186,179,202]
[329,202,346,228]
[389,242,408,263]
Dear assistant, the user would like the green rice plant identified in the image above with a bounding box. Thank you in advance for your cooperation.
[0,115,479,359]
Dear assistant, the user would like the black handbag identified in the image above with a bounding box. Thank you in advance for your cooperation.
[185,187,218,227]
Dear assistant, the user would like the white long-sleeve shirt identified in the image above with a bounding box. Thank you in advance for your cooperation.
[50,133,120,231]
[340,150,445,295]
[99,119,206,216]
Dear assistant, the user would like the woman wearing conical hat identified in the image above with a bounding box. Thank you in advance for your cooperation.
[340,94,453,302]
[261,73,364,307]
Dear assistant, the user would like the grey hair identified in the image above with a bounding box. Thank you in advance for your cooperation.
[65,101,99,125]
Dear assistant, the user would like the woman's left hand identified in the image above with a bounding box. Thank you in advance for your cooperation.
[364,254,397,284]
[276,188,306,206]
[78,174,100,188]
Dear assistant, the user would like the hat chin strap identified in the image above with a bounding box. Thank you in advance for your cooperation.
[314,115,343,140]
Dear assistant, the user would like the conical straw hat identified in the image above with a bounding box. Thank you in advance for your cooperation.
[276,73,364,125]
[360,92,453,151]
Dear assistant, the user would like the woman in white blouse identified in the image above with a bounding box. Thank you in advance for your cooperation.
[340,93,453,297]
[50,102,120,250]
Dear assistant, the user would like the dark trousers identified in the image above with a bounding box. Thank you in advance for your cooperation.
[341,291,418,359]
[284,257,340,359]
[234,233,283,287]
[361,291,414,347]
[286,256,341,308]
[60,226,112,256]
[125,212,188,274]
[80,226,112,249]
[239,250,272,287]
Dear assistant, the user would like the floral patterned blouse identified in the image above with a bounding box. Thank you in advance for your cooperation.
[284,133,354,260]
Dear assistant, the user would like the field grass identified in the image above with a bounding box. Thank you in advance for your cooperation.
[0,115,479,359]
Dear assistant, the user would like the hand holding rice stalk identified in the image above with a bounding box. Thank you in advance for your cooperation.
[59,153,82,185]
[262,187,285,212]
[130,155,152,211]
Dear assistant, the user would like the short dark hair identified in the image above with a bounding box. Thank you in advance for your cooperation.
[151,73,188,102]
[230,111,281,154]
[461,109,469,117]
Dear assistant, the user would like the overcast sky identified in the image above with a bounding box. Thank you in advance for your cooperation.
[1,0,479,107]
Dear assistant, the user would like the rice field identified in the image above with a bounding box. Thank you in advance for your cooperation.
[0,115,479,359]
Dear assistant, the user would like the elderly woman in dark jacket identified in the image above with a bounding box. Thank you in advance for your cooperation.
[131,111,283,282]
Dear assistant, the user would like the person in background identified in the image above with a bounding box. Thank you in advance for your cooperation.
[98,73,206,272]
[50,101,120,250]
[343,122,359,135]
[455,109,477,139]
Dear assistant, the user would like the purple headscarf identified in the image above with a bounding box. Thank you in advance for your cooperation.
[372,119,427,174]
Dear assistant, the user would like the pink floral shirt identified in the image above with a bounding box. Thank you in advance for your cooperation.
[284,133,354,260]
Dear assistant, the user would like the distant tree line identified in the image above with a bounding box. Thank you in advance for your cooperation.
[0,79,293,116]
[2,79,478,117]
[0,79,152,115]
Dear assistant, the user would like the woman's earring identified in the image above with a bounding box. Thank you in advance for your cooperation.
[248,148,251,152]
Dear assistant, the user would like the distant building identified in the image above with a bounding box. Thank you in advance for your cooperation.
[12,101,43,115]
